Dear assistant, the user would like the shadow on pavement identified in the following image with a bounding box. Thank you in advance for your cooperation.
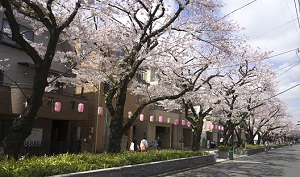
[162,145,300,177]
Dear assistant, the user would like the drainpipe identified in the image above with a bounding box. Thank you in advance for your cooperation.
[94,83,100,153]
[104,108,108,152]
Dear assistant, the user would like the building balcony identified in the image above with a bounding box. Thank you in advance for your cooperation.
[0,31,22,49]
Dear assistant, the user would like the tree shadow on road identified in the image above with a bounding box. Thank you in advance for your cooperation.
[163,146,300,177]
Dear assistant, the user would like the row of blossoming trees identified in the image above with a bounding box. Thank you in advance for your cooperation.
[0,0,293,159]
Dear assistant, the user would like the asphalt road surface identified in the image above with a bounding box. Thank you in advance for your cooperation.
[160,144,300,177]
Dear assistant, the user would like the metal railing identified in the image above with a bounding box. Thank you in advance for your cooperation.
[22,140,81,156]
[0,31,22,49]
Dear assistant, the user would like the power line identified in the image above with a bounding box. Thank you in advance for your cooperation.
[275,60,300,78]
[265,48,297,59]
[298,0,300,17]
[252,17,300,40]
[285,0,300,39]
[208,48,298,70]
[265,83,300,100]
[293,0,300,28]
[274,49,300,78]
[275,60,300,73]
[220,0,258,20]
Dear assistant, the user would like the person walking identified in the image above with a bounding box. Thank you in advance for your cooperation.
[140,137,148,152]
[129,138,140,152]
[265,140,269,153]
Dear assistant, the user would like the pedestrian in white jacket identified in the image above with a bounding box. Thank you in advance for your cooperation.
[140,137,148,152]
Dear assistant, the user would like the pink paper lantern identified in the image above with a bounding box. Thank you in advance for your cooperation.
[187,121,191,127]
[218,126,221,130]
[159,116,163,122]
[182,119,185,126]
[215,125,219,130]
[78,103,84,113]
[98,106,103,116]
[167,118,170,123]
[174,119,178,125]
[140,114,144,122]
[211,125,214,129]
[150,116,154,122]
[54,102,61,112]
[208,125,210,129]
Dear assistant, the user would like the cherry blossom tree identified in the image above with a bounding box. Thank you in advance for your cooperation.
[244,98,287,144]
[213,56,278,146]
[67,0,246,153]
[180,82,222,151]
[0,0,94,159]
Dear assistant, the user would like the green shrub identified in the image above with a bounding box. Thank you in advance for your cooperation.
[218,145,230,151]
[0,150,205,177]
[246,144,264,149]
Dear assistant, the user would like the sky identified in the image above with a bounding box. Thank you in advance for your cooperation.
[220,0,300,124]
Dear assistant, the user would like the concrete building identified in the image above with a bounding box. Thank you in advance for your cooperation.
[0,13,107,155]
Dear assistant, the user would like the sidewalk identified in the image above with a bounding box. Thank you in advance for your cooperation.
[206,149,247,163]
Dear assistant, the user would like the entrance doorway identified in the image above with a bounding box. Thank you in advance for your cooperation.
[156,126,170,148]
[51,120,69,154]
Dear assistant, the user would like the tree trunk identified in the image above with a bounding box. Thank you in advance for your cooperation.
[3,72,47,159]
[222,121,235,146]
[236,131,242,148]
[223,131,232,146]
[107,108,125,153]
[247,131,255,145]
[3,113,36,160]
[191,126,202,151]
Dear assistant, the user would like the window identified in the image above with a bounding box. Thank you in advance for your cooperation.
[136,71,146,83]
[70,100,75,109]
[150,69,156,82]
[47,97,54,106]
[0,19,34,47]
[55,82,64,93]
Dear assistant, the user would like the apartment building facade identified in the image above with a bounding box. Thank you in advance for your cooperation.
[0,13,110,155]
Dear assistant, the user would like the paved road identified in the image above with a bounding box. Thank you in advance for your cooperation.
[160,145,300,177]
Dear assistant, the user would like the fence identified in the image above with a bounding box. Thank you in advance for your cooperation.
[22,141,81,156]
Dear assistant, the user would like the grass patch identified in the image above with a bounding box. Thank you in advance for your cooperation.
[0,150,205,177]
